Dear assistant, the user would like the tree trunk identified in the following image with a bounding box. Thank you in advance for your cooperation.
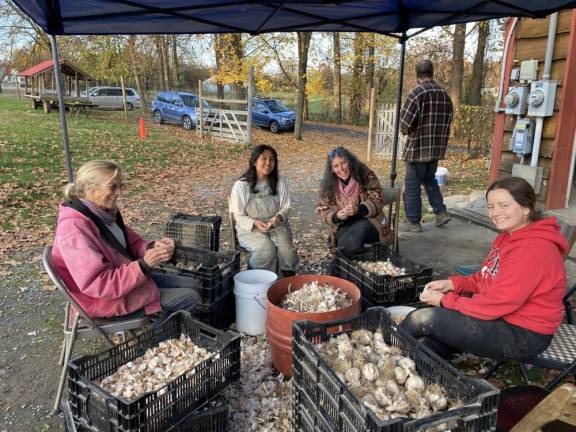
[171,35,180,89]
[213,35,224,98]
[332,33,342,124]
[128,36,149,113]
[230,34,244,99]
[449,24,466,106]
[465,21,489,106]
[304,94,309,121]
[349,33,364,125]
[161,36,171,90]
[365,33,375,111]
[294,32,312,140]
[155,36,167,90]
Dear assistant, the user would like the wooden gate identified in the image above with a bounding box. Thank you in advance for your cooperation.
[197,97,249,144]
[373,104,406,158]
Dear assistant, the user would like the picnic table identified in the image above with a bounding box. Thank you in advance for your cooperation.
[25,94,96,117]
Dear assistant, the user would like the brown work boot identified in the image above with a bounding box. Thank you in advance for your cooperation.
[435,210,451,227]
[399,222,422,233]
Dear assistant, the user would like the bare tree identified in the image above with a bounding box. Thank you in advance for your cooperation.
[170,35,180,88]
[332,32,342,124]
[294,32,312,140]
[349,33,365,124]
[465,21,489,106]
[365,32,375,110]
[449,24,466,106]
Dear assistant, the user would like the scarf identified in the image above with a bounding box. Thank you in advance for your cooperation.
[336,177,361,208]
[80,199,116,225]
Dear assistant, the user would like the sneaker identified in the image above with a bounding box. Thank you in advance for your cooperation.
[435,211,451,227]
[399,222,422,233]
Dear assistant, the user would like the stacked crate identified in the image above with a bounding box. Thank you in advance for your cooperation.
[331,243,433,308]
[292,307,500,432]
[153,245,240,329]
[66,312,239,432]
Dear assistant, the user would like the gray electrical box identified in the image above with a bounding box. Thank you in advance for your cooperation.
[511,118,535,155]
[504,86,529,115]
[528,80,557,117]
[519,59,539,82]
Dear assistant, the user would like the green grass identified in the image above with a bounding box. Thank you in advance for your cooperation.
[0,95,243,231]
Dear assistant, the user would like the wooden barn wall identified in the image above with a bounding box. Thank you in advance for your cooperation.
[497,10,572,207]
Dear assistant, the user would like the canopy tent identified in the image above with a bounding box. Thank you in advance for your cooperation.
[10,0,576,183]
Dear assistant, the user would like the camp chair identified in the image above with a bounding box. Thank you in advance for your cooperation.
[43,246,150,414]
[382,186,401,253]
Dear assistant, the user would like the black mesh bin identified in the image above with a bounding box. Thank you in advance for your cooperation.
[165,213,221,251]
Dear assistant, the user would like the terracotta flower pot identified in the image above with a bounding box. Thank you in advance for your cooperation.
[266,274,361,377]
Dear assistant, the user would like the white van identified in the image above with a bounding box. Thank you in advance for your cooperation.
[85,86,141,110]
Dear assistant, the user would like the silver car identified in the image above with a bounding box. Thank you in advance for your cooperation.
[84,86,141,110]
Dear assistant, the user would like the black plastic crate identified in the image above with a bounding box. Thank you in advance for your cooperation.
[64,398,229,432]
[153,246,240,306]
[165,213,221,251]
[191,289,235,330]
[292,307,499,432]
[331,243,432,307]
[67,312,240,432]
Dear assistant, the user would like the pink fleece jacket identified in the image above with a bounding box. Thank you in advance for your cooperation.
[52,204,161,318]
[443,217,568,335]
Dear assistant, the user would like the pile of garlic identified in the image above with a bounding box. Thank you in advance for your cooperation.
[357,259,407,276]
[98,334,214,400]
[318,330,461,424]
[281,281,352,313]
[225,335,292,432]
[174,259,203,271]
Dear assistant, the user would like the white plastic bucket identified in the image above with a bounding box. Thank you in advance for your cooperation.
[233,270,278,335]
[435,166,449,186]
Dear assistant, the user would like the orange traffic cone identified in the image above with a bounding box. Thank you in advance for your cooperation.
[139,116,147,140]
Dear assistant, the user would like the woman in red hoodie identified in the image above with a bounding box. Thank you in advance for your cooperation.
[400,176,568,360]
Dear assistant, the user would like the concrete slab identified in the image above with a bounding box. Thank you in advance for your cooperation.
[398,218,497,279]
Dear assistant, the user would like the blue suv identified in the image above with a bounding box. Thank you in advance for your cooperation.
[151,91,211,130]
[252,98,295,133]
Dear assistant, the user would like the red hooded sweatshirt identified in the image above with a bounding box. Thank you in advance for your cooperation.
[442,217,568,335]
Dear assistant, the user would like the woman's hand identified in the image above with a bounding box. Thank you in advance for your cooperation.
[143,246,173,267]
[155,237,175,256]
[344,203,358,216]
[267,215,283,230]
[424,280,454,294]
[254,220,270,233]
[420,289,445,307]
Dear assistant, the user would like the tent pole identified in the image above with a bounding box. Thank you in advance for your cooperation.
[390,34,406,189]
[49,34,73,183]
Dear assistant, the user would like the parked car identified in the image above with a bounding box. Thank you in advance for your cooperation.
[151,91,213,130]
[251,98,296,133]
[82,86,141,110]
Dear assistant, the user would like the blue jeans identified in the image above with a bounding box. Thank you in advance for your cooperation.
[404,161,446,224]
[151,274,200,322]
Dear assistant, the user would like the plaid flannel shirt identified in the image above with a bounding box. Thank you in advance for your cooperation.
[400,80,453,162]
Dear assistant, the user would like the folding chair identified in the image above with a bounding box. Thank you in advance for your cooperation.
[43,246,150,414]
[382,186,401,254]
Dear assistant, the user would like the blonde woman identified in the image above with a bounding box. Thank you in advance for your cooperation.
[52,160,199,320]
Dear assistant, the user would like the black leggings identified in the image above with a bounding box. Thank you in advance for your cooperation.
[400,307,552,360]
[336,217,380,257]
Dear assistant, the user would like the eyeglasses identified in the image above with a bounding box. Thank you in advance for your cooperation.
[96,182,126,191]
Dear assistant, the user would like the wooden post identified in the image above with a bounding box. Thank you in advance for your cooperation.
[247,66,254,145]
[16,78,20,100]
[367,87,376,162]
[75,71,79,97]
[198,79,204,138]
[120,76,128,120]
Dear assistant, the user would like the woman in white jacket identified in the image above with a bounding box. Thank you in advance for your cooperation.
[229,145,299,275]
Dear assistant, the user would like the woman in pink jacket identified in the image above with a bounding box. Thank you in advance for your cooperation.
[400,177,568,360]
[52,160,199,319]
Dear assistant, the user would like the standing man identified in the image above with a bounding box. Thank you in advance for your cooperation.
[399,60,453,233]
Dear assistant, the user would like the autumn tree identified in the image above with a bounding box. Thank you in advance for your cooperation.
[464,21,490,106]
[332,33,342,124]
[349,33,365,125]
[294,32,312,140]
[448,24,466,106]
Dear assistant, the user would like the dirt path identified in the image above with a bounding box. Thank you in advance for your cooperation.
[0,124,370,431]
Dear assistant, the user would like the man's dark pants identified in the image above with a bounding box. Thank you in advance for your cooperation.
[404,160,446,224]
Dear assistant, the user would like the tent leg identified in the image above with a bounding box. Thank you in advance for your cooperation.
[390,35,406,189]
[49,35,74,183]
